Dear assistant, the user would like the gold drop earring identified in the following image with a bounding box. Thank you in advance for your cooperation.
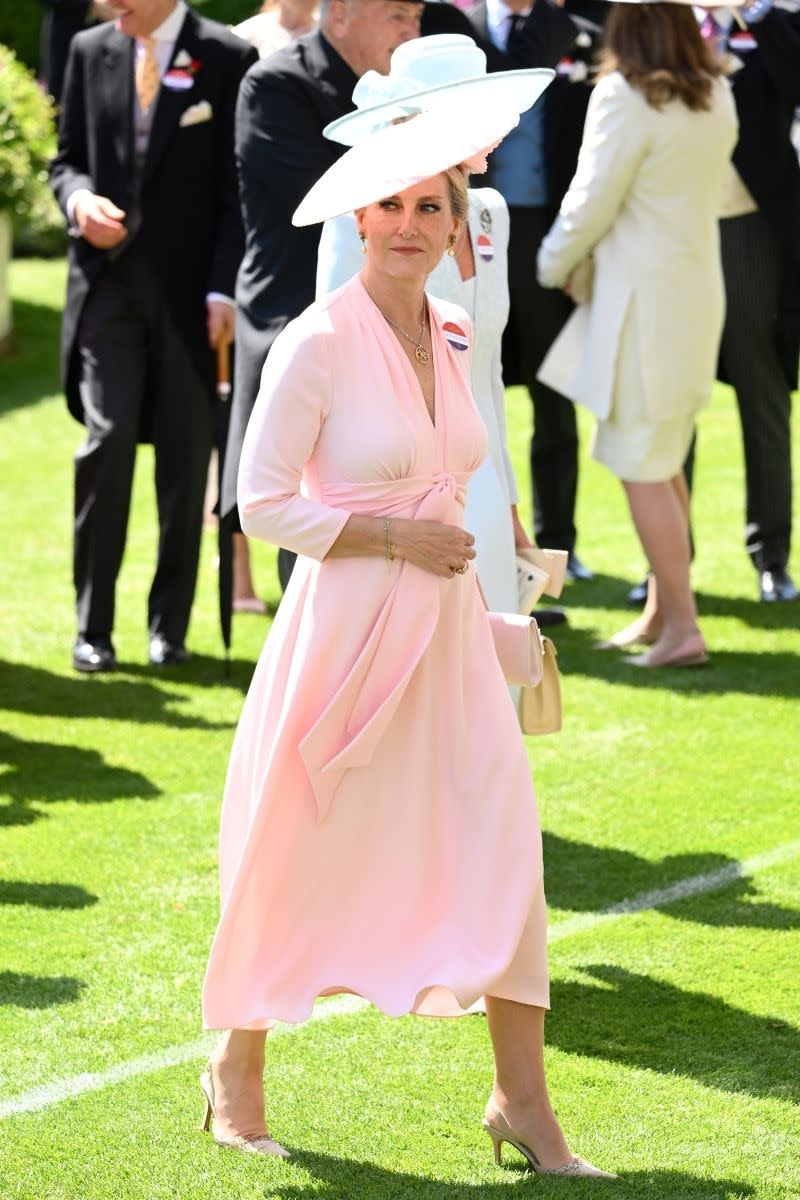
[447,235,457,257]
[359,231,367,255]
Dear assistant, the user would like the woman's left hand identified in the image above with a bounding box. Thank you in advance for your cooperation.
[512,505,533,550]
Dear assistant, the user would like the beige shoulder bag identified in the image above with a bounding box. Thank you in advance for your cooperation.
[519,633,562,735]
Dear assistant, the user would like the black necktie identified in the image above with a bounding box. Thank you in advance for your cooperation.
[506,12,527,63]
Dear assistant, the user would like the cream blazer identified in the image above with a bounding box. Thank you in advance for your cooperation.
[537,71,738,422]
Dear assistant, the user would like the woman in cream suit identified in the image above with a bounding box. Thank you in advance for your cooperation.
[318,185,526,614]
[537,0,738,668]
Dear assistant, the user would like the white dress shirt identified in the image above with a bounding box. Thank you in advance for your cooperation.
[486,0,533,51]
[135,0,187,78]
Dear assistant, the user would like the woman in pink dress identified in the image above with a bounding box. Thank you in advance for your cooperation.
[200,98,613,1179]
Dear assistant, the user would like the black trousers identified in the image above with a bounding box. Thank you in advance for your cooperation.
[718,212,794,572]
[504,205,579,553]
[73,249,213,643]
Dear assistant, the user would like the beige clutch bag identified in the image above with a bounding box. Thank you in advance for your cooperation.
[515,546,568,611]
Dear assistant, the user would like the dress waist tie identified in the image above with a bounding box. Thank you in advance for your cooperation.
[298,471,469,822]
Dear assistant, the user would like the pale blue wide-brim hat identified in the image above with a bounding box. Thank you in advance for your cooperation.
[324,34,554,147]
[294,91,536,227]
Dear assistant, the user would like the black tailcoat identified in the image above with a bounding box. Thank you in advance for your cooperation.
[50,9,257,429]
[724,5,800,386]
[221,31,358,520]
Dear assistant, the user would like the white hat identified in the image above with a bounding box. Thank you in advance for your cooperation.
[324,34,554,147]
[293,94,532,227]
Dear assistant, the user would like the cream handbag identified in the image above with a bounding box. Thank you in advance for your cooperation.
[519,635,562,736]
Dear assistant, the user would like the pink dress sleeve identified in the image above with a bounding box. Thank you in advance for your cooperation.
[237,317,351,560]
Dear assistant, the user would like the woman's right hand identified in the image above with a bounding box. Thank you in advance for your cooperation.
[393,519,476,578]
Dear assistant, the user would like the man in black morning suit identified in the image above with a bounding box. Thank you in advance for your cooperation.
[705,0,800,602]
[220,0,427,535]
[50,0,257,671]
[466,0,604,580]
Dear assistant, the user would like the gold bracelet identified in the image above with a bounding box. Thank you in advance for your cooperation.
[383,516,395,562]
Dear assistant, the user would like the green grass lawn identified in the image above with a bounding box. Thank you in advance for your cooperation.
[1,258,799,1200]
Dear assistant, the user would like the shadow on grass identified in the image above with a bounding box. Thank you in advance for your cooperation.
[694,588,800,630]
[0,881,98,909]
[0,730,159,827]
[266,1149,754,1199]
[544,834,800,931]
[0,298,62,416]
[560,574,797,632]
[552,623,800,698]
[0,971,85,1009]
[549,965,798,1104]
[557,571,649,612]
[0,659,241,727]
[120,651,255,693]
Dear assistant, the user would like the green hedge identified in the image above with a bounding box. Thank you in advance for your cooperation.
[0,43,66,255]
[196,0,262,26]
[0,1,260,72]
[0,9,40,74]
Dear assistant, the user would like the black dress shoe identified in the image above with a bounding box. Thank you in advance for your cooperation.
[565,552,594,582]
[627,576,649,607]
[531,606,568,628]
[73,635,116,673]
[148,635,192,666]
[760,568,799,603]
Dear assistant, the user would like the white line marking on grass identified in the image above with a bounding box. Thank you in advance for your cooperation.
[547,839,800,943]
[2,839,798,1121]
[0,995,368,1120]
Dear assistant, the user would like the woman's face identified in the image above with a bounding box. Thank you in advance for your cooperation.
[356,175,461,283]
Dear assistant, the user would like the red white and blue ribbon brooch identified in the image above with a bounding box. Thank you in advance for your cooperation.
[443,322,469,352]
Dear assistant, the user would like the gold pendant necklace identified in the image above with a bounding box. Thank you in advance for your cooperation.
[382,309,430,365]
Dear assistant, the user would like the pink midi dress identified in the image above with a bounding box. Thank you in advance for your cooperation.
[202,275,549,1030]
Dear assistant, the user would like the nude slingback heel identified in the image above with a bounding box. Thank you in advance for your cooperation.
[199,1061,290,1158]
[482,1102,615,1178]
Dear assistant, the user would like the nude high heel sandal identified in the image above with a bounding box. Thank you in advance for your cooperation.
[482,1102,615,1178]
[623,632,709,669]
[200,1061,290,1158]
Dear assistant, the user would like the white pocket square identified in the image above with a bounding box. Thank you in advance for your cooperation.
[174,49,193,67]
[179,100,213,128]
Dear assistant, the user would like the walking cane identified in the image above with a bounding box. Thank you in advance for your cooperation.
[216,339,233,678]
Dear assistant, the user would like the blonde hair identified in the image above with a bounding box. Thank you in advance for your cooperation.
[444,166,469,223]
[355,168,469,223]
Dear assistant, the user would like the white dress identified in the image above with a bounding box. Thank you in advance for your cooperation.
[316,187,519,615]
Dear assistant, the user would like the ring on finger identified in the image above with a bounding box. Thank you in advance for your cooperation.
[454,562,468,575]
